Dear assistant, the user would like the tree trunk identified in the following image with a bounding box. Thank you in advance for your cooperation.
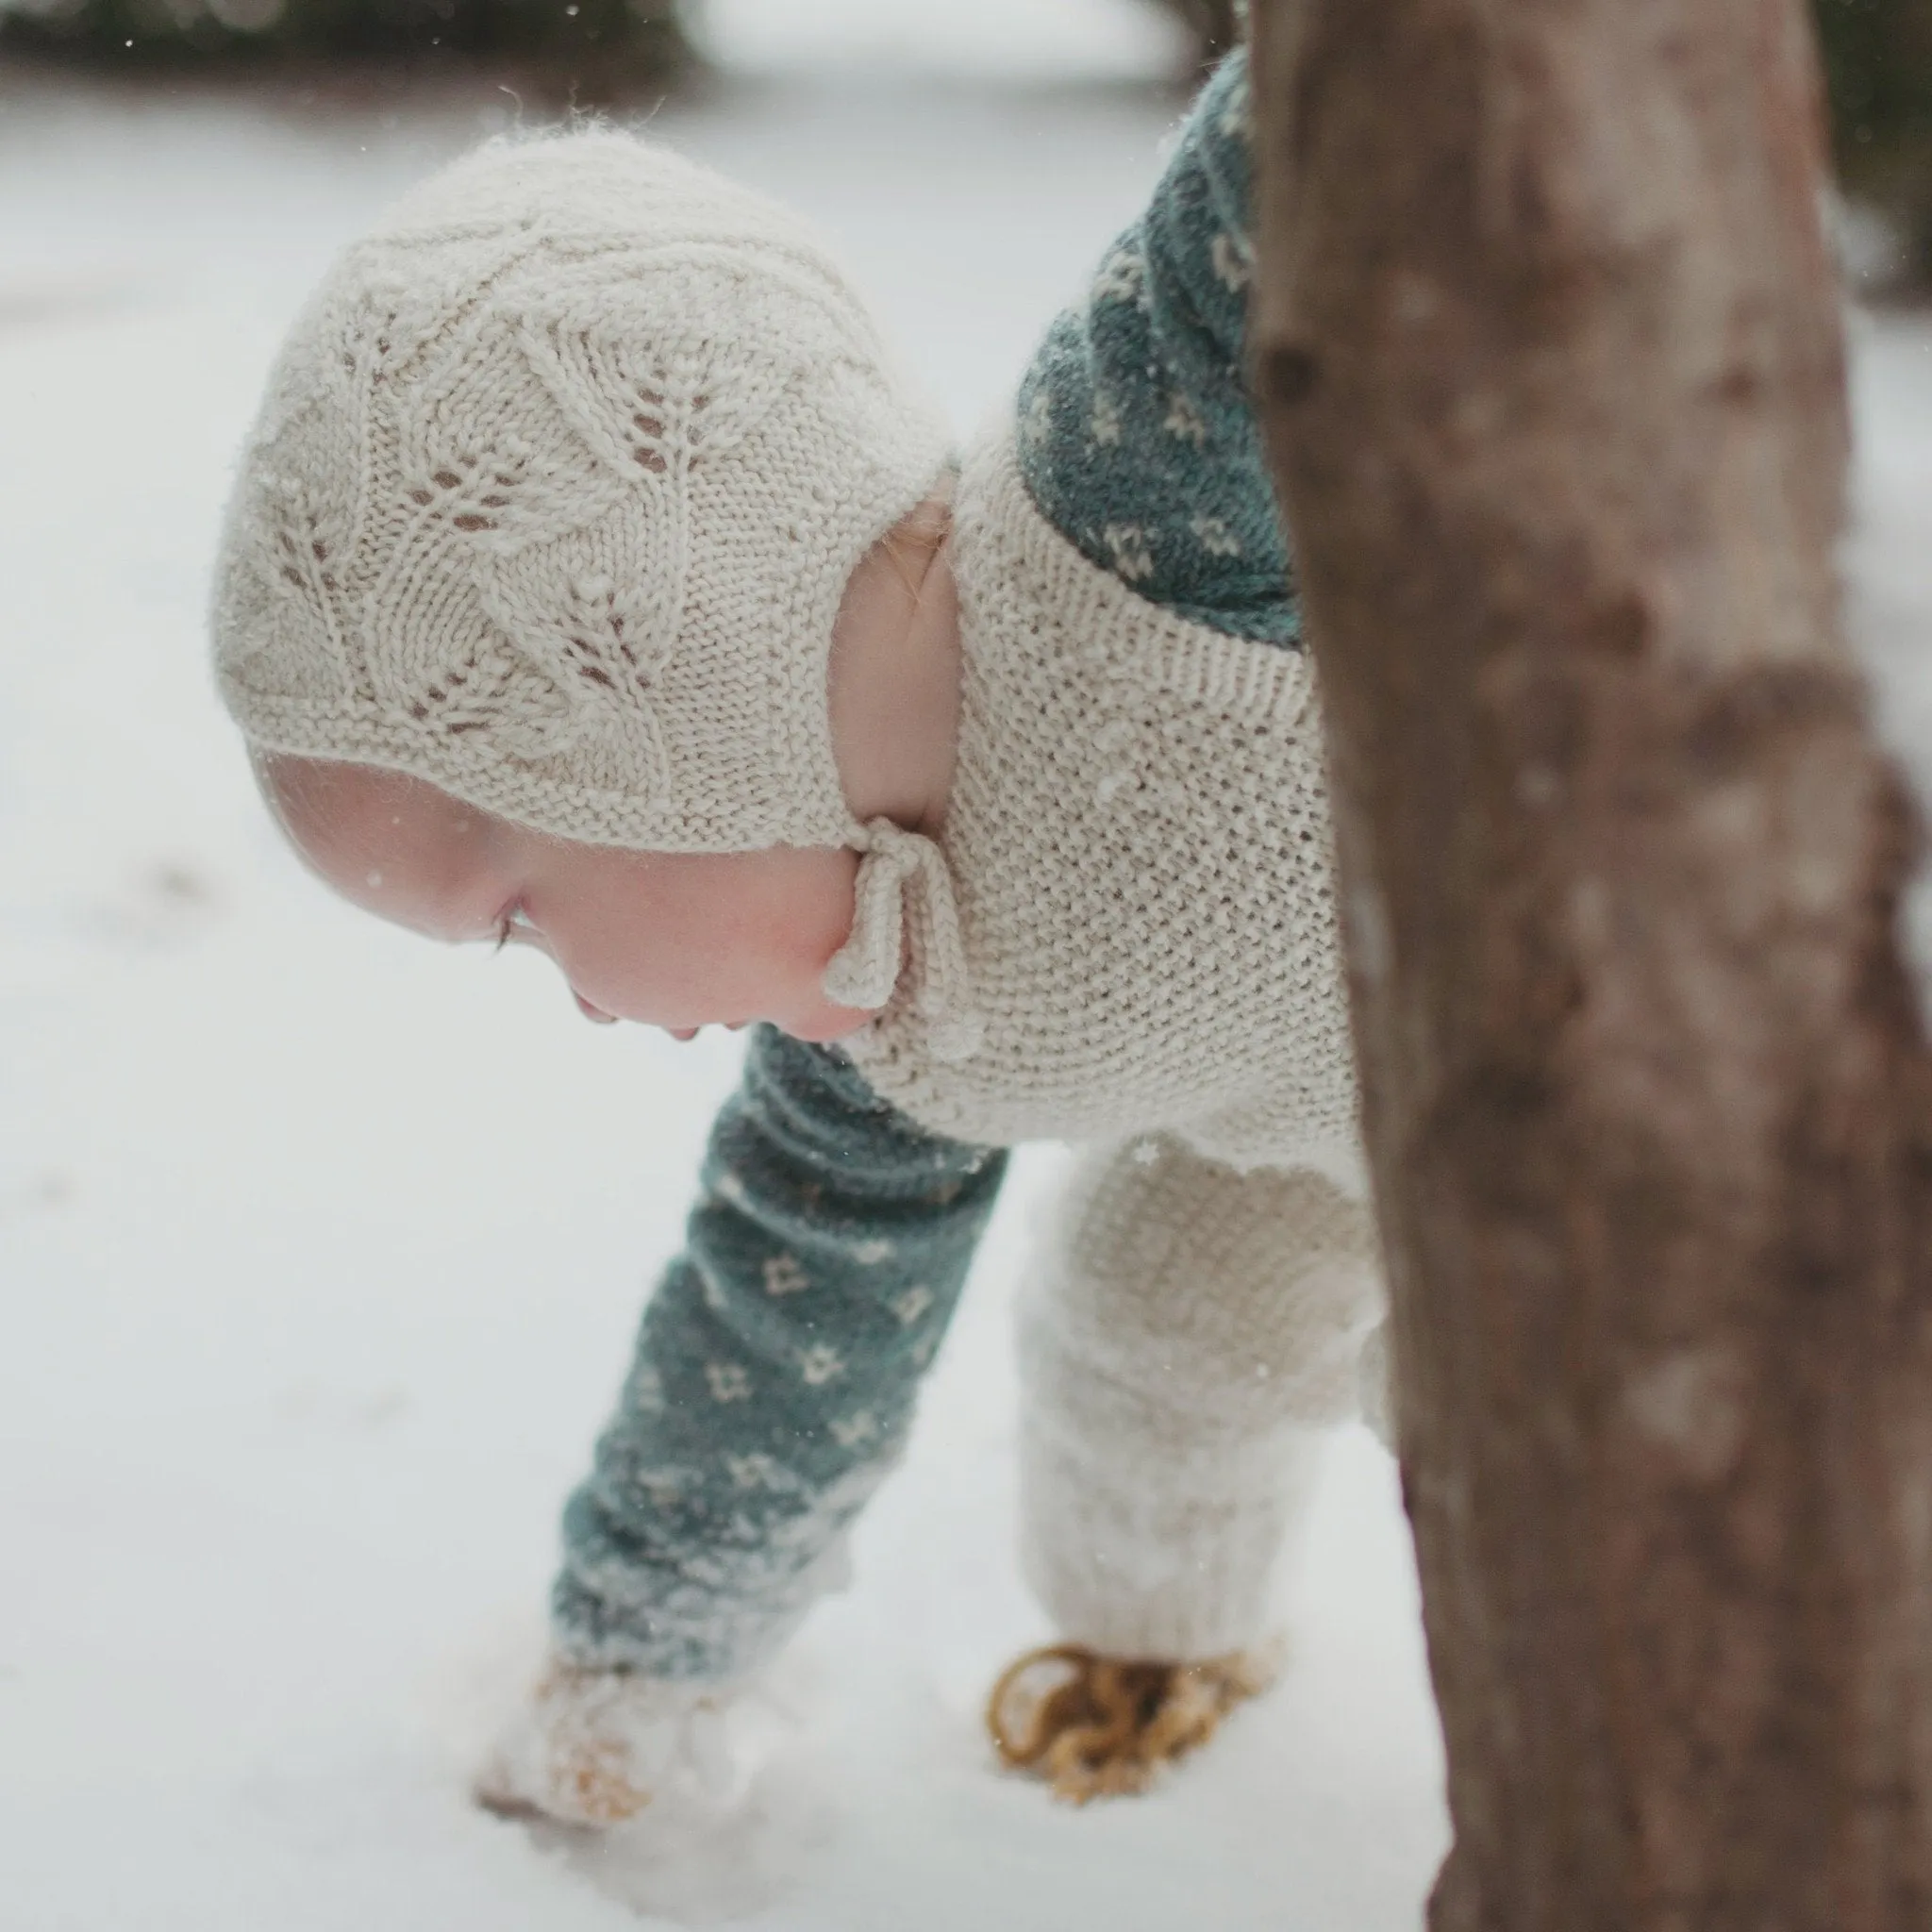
[1247,2,1932,1926]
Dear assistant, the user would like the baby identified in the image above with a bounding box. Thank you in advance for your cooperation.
[213,45,1385,1815]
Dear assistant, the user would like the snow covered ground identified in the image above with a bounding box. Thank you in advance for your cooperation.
[2,3,1927,1926]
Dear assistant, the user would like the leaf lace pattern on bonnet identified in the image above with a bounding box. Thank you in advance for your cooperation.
[214,129,956,866]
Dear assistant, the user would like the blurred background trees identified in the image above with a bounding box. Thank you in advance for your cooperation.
[1166,0,1932,293]
[0,0,690,91]
[1817,0,1932,290]
[0,0,1925,291]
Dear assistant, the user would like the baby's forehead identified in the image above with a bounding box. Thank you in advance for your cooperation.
[260,755,489,867]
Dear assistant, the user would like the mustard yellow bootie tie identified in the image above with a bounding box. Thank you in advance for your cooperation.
[985,1642,1275,1803]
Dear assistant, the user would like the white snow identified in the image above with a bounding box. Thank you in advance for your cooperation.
[3,5,1926,1926]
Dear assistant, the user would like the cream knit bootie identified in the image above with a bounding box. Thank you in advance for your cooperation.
[475,1660,766,1828]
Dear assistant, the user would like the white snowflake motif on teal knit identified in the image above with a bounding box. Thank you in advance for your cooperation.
[1093,245,1146,308]
[1020,387,1053,452]
[891,1285,935,1327]
[706,1360,752,1404]
[762,1253,810,1297]
[1103,525,1156,583]
[631,1466,685,1506]
[830,1411,880,1450]
[625,1363,667,1412]
[1163,391,1208,449]
[726,1452,800,1493]
[1210,231,1251,294]
[1191,514,1243,558]
[797,1344,844,1388]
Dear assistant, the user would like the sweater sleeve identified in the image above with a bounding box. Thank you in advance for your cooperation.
[1014,47,1297,645]
[551,1024,1008,1682]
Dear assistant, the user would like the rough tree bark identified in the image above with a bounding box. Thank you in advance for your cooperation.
[1248,2,1932,1926]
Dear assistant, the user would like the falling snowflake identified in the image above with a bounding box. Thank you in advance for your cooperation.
[763,1253,810,1297]
[1090,390,1122,447]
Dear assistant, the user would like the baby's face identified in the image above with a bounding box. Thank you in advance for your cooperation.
[260,756,874,1043]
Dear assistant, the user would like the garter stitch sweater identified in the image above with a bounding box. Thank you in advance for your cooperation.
[841,426,1357,1187]
[827,48,1355,1178]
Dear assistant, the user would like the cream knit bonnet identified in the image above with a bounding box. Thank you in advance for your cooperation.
[213,129,962,1022]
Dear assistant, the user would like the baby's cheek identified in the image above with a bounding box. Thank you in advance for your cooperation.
[722,859,858,1023]
[779,856,863,975]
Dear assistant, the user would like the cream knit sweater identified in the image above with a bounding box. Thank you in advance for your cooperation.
[845,430,1363,1196]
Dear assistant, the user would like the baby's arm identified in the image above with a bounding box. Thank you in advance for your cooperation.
[1016,46,1291,642]
[485,1026,1005,1823]
[554,1025,1006,1682]
[487,1028,1004,1821]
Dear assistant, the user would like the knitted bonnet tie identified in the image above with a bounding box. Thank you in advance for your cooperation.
[824,818,983,1062]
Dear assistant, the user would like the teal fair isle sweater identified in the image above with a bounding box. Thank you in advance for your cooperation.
[554,47,1302,1681]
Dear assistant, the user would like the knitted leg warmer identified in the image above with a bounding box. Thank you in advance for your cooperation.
[1014,1135,1382,1665]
